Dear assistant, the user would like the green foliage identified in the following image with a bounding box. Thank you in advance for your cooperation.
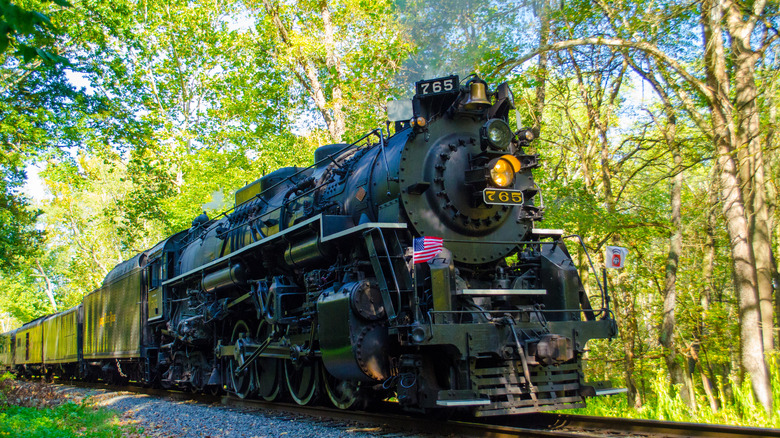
[0,0,70,63]
[572,358,780,428]
[0,270,53,322]
[0,372,12,402]
[38,152,135,294]
[0,0,412,318]
[0,23,114,278]
[51,0,322,242]
[0,402,129,437]
[0,171,42,273]
[253,0,411,136]
[0,373,134,438]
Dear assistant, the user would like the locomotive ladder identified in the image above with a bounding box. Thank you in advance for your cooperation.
[363,228,412,322]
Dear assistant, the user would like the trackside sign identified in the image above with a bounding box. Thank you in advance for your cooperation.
[606,246,629,269]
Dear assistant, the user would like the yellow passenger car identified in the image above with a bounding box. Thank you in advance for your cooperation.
[0,330,14,371]
[14,316,47,375]
[43,305,81,376]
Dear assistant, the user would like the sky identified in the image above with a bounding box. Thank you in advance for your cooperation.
[23,164,48,202]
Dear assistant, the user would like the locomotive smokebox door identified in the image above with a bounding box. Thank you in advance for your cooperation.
[317,281,390,382]
[399,122,530,265]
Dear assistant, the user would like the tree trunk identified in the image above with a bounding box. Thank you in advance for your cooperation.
[767,69,780,346]
[623,291,642,408]
[532,0,550,134]
[661,146,690,405]
[624,54,694,406]
[715,112,771,412]
[748,142,775,353]
[726,3,775,352]
[702,0,772,413]
[319,0,346,142]
[596,59,625,215]
[699,167,720,411]
[34,259,57,310]
[262,0,346,143]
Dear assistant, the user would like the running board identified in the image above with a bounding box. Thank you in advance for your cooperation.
[596,387,628,396]
[436,390,491,407]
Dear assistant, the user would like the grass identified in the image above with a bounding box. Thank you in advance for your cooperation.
[570,366,780,428]
[0,373,140,438]
[0,403,129,438]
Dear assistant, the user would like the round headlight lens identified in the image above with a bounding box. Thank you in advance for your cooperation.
[481,119,513,151]
[490,158,515,188]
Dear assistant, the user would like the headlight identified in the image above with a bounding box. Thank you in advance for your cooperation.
[488,155,522,188]
[490,158,515,187]
[481,119,513,151]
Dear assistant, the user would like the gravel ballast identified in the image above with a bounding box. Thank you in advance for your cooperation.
[7,381,430,438]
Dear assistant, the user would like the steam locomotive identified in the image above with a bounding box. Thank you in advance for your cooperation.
[0,75,617,416]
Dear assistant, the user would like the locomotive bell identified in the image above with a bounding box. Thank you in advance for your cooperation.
[463,80,491,110]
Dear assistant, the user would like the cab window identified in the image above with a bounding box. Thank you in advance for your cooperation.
[148,261,161,289]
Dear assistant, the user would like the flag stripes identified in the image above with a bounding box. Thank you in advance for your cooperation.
[413,236,444,264]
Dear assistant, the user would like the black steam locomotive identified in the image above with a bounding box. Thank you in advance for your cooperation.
[0,75,617,416]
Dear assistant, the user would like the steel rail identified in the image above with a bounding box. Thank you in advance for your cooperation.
[52,381,779,438]
[221,396,602,438]
[54,381,588,437]
[488,412,780,438]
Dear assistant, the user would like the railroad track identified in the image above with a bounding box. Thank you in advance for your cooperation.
[58,381,779,438]
[487,412,780,438]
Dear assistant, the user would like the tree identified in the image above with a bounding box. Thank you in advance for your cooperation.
[256,0,410,142]
[0,157,42,272]
[497,0,779,412]
[48,0,307,242]
[0,0,73,275]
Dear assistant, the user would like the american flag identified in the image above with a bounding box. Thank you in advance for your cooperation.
[413,236,444,264]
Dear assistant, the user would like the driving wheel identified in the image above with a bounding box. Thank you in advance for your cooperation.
[253,320,282,401]
[284,358,319,405]
[321,365,364,410]
[228,320,253,399]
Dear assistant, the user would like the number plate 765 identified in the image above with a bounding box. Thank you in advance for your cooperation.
[415,75,458,96]
[483,189,524,205]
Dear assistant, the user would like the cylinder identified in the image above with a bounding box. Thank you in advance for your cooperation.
[201,264,247,293]
[284,235,332,268]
